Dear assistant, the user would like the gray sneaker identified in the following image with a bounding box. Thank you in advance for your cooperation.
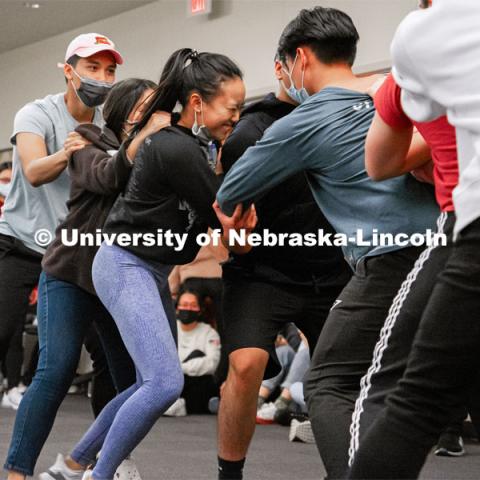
[289,419,315,444]
[114,457,142,479]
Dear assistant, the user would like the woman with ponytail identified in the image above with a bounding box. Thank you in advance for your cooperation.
[56,49,248,480]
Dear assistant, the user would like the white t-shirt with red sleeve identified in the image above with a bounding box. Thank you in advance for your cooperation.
[375,74,458,213]
[390,0,480,236]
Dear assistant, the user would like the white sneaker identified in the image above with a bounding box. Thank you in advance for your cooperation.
[289,419,315,444]
[256,402,277,425]
[81,471,93,480]
[17,382,28,394]
[114,457,142,479]
[1,387,23,410]
[68,385,80,394]
[163,397,187,417]
[39,453,85,480]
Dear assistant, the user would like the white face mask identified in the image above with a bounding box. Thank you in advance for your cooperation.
[191,98,214,144]
[282,54,310,104]
[0,182,11,199]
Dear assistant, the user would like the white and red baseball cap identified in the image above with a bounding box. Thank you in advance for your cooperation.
[64,33,124,65]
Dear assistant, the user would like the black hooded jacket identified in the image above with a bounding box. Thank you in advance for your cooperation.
[220,93,351,287]
[104,124,221,264]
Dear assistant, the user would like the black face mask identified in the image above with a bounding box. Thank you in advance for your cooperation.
[177,309,201,325]
[71,68,113,108]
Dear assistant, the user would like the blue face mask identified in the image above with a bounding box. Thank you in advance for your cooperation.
[282,54,310,104]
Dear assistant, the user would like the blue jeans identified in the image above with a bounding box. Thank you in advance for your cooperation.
[4,272,135,477]
[261,345,295,392]
[71,243,183,480]
[281,343,310,391]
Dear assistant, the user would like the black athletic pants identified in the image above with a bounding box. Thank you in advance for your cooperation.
[348,213,466,462]
[0,234,41,389]
[348,217,480,479]
[304,245,424,479]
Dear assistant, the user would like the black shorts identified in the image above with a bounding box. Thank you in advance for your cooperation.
[222,268,346,379]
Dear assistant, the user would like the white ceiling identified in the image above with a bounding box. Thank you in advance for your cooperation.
[0,0,157,55]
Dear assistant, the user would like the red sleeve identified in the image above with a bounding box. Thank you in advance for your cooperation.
[375,74,413,129]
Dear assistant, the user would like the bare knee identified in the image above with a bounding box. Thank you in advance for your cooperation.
[228,348,268,390]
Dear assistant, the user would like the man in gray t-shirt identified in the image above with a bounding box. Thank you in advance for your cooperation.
[1,92,103,254]
[0,32,122,409]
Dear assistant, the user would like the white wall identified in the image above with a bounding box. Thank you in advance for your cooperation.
[0,0,417,148]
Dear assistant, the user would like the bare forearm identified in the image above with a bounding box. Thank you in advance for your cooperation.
[404,132,432,170]
[366,117,431,181]
[126,131,149,163]
[382,133,431,177]
[25,149,68,186]
[126,112,172,163]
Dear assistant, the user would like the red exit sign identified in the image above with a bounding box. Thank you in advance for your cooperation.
[189,0,212,16]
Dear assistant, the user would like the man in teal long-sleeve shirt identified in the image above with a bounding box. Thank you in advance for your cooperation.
[215,6,440,480]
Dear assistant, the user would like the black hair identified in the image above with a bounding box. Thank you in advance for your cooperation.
[66,54,80,68]
[64,54,80,83]
[0,161,12,173]
[419,0,430,8]
[277,7,360,67]
[135,48,242,133]
[103,78,157,141]
[176,287,205,311]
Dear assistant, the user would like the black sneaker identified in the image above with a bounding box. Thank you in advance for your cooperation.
[274,408,309,426]
[434,433,466,457]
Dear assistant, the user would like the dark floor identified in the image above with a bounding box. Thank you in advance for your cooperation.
[1,395,479,479]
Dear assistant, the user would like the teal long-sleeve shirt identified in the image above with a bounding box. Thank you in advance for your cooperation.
[217,87,440,268]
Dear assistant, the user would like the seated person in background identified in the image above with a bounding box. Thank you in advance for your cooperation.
[165,288,221,416]
[0,160,12,214]
[169,241,229,385]
[168,242,227,305]
[257,328,310,425]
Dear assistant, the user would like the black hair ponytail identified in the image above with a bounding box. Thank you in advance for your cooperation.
[135,48,242,133]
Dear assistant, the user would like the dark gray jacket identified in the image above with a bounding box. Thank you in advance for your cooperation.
[43,123,131,295]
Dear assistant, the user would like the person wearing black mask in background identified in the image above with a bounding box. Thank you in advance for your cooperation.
[0,160,12,213]
[164,288,221,416]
